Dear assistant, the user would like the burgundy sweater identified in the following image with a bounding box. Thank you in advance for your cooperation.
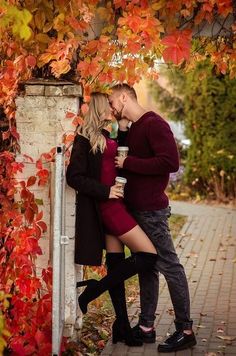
[121,111,179,211]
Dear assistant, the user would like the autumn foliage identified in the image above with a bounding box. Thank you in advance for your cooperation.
[0,0,236,354]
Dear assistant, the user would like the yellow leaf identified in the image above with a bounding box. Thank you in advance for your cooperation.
[22,8,32,24]
[102,25,114,34]
[35,33,50,43]
[151,0,165,11]
[35,10,46,30]
[19,25,32,40]
[43,22,53,33]
[97,7,110,20]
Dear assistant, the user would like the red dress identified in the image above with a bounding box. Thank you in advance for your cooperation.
[100,136,137,236]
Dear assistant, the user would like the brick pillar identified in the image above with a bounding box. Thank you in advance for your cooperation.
[15,80,83,338]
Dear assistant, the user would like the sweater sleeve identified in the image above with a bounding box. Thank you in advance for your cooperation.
[117,129,128,146]
[66,135,110,200]
[123,118,179,175]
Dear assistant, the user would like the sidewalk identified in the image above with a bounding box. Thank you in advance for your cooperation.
[101,201,236,356]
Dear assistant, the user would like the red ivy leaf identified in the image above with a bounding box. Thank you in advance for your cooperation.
[23,154,34,162]
[25,207,35,224]
[37,221,47,233]
[2,130,10,140]
[27,176,37,187]
[162,30,192,65]
[36,159,43,170]
[36,211,43,221]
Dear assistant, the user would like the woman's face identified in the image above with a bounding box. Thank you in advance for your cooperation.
[108,92,124,120]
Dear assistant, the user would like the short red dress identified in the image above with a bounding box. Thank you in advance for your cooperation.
[100,136,137,236]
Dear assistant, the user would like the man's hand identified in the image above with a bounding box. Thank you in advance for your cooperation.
[118,118,129,131]
[109,184,124,199]
[115,156,126,169]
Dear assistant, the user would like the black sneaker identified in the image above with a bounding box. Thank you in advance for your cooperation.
[132,324,156,343]
[157,330,197,353]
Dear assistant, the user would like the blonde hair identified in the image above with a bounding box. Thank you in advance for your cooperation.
[78,92,111,154]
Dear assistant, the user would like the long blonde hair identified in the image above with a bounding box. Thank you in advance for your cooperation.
[78,92,111,154]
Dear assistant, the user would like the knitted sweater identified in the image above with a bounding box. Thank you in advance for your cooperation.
[120,111,179,211]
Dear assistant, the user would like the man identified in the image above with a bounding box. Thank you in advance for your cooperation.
[108,84,196,353]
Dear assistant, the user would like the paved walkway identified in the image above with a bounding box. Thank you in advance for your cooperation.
[101,201,236,356]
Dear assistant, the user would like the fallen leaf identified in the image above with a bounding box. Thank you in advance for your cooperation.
[197,325,206,328]
[209,258,216,261]
[186,251,199,258]
[216,335,236,344]
[200,312,207,316]
[217,327,224,333]
[201,338,207,342]
[167,308,175,316]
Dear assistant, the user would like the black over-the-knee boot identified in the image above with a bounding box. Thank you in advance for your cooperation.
[106,252,143,346]
[77,252,157,314]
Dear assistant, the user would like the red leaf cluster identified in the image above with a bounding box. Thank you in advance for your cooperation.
[0,152,53,354]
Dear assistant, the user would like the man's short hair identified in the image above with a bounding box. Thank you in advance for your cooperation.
[111,83,137,100]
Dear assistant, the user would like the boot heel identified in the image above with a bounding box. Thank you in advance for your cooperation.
[76,279,96,288]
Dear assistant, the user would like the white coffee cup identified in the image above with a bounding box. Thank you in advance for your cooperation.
[117,146,129,157]
[115,176,127,195]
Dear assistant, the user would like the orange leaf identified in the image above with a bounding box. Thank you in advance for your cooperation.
[81,103,89,114]
[26,55,37,68]
[119,15,143,33]
[63,134,75,143]
[72,115,83,126]
[66,111,76,119]
[77,60,101,77]
[50,59,71,78]
[127,39,141,54]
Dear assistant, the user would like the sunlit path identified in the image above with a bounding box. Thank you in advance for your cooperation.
[101,201,236,356]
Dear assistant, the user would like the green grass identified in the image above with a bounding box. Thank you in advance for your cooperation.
[63,214,187,355]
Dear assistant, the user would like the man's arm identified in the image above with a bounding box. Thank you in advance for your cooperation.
[122,118,179,175]
[117,118,129,146]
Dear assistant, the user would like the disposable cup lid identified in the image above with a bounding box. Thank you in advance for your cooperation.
[115,176,127,183]
[117,146,129,151]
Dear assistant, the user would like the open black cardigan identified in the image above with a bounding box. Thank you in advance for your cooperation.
[66,133,110,266]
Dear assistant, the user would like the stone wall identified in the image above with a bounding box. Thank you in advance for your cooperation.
[15,80,83,338]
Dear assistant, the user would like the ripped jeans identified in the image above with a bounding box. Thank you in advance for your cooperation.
[131,206,193,331]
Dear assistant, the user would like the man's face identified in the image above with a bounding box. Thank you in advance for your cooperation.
[108,92,125,120]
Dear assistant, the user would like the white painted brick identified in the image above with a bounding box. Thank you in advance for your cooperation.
[16,83,83,331]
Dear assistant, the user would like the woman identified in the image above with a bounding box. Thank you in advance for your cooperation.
[66,92,157,346]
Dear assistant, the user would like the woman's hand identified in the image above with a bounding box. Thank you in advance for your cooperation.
[115,156,126,169]
[118,118,129,131]
[109,184,124,199]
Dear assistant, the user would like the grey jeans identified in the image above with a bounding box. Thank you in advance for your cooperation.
[131,206,193,330]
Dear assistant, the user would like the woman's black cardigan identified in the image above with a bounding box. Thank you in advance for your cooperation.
[66,133,110,266]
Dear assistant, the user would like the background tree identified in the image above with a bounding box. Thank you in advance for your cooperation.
[149,60,236,202]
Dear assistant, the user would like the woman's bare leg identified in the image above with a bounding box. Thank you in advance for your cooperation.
[105,234,124,253]
[118,225,157,254]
